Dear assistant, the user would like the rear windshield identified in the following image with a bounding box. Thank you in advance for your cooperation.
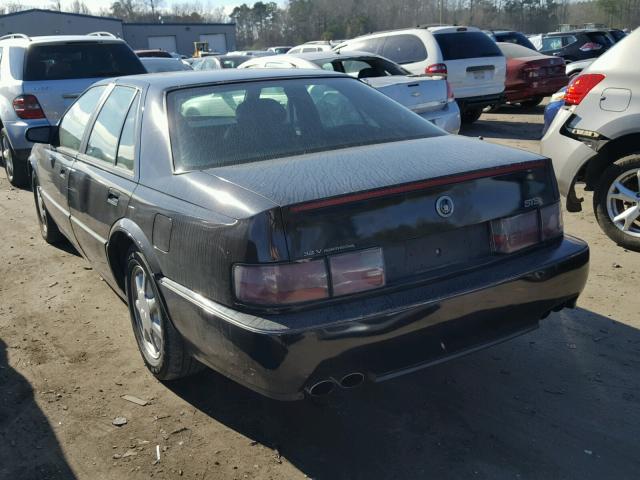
[498,43,543,59]
[24,42,145,81]
[494,32,536,50]
[167,77,443,171]
[435,32,503,60]
[311,56,407,77]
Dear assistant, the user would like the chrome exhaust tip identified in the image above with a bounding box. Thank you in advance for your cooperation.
[306,379,336,397]
[338,372,365,389]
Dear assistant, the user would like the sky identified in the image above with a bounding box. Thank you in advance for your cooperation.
[37,0,285,15]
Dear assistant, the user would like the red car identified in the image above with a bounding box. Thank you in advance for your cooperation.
[498,42,568,108]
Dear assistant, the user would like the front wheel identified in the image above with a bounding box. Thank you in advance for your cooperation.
[461,108,483,124]
[125,248,203,380]
[593,154,640,251]
[2,132,28,188]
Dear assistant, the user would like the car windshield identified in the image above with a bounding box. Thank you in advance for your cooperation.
[434,32,503,60]
[24,42,145,80]
[167,76,443,171]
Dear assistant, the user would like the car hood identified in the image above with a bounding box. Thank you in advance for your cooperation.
[201,135,544,207]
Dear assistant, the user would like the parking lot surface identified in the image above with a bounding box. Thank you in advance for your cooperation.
[1,104,639,480]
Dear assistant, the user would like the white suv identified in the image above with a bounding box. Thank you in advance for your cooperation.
[335,26,506,124]
[0,33,145,187]
[541,29,640,251]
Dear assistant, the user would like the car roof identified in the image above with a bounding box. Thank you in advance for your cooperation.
[101,68,347,90]
[428,25,480,34]
[0,34,125,45]
[274,50,380,61]
[545,29,607,36]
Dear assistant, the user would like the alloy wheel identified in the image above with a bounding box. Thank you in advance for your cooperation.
[131,265,164,366]
[35,185,49,236]
[606,168,640,237]
[2,136,13,180]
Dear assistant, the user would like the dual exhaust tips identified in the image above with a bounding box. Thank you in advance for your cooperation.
[306,372,365,397]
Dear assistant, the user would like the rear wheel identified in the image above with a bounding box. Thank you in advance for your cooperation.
[461,108,482,124]
[32,174,63,244]
[593,155,640,251]
[125,248,203,380]
[2,131,28,188]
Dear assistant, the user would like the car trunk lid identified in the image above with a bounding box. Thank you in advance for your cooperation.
[363,76,448,114]
[204,136,556,278]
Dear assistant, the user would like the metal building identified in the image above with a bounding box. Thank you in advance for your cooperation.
[0,9,236,55]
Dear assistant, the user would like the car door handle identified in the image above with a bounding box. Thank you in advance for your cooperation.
[59,166,66,178]
[107,189,120,207]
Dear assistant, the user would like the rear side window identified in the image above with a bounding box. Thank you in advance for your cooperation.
[542,35,576,51]
[586,32,613,47]
[341,37,385,55]
[380,35,427,64]
[59,86,107,151]
[86,86,137,164]
[116,94,139,172]
[24,42,145,81]
[435,32,503,60]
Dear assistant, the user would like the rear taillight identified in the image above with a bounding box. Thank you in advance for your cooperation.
[13,94,45,120]
[523,66,540,79]
[540,203,564,241]
[446,80,455,101]
[579,42,602,52]
[491,210,540,254]
[425,63,447,75]
[234,259,329,305]
[329,248,385,296]
[491,203,564,254]
[564,73,605,106]
[233,248,386,306]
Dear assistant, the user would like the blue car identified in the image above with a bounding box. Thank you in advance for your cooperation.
[542,87,567,136]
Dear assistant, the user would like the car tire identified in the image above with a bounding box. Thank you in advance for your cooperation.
[125,247,204,380]
[32,174,63,244]
[2,131,29,188]
[520,97,544,108]
[461,108,482,124]
[593,154,640,252]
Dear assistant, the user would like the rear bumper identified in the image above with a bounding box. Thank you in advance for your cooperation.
[541,107,596,198]
[160,236,589,400]
[3,118,50,152]
[417,101,461,134]
[505,77,568,103]
[456,93,504,111]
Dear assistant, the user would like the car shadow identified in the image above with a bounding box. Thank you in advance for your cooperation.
[168,308,640,479]
[0,338,77,479]
[461,118,543,141]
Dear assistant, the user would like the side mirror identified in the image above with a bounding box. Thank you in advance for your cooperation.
[25,125,58,145]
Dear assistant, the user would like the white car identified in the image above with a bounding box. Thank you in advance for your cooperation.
[541,29,640,251]
[239,51,461,134]
[334,26,506,124]
[288,41,335,54]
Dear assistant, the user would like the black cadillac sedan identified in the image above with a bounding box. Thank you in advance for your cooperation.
[26,69,589,400]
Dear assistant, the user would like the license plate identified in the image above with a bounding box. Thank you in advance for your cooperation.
[473,71,486,80]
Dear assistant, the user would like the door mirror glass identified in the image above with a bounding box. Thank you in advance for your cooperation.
[25,125,57,144]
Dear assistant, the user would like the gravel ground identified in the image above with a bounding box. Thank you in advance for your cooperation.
[1,103,639,480]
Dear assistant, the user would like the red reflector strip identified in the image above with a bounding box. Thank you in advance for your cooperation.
[290,160,547,213]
